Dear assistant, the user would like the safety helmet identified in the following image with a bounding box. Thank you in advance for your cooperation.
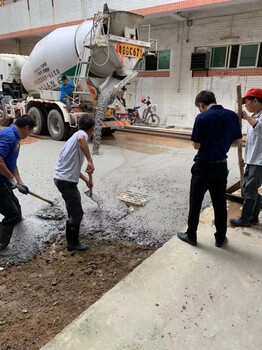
[140,97,146,103]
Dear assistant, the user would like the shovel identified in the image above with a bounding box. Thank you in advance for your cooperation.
[84,174,100,203]
[17,185,54,206]
[226,84,244,203]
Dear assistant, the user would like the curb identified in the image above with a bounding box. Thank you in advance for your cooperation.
[116,125,192,139]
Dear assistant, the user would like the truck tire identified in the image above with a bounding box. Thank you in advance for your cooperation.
[0,115,12,126]
[28,106,48,135]
[47,109,70,141]
[102,128,116,136]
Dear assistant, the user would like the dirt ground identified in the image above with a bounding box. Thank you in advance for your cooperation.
[0,237,156,350]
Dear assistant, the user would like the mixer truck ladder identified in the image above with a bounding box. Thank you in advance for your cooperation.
[72,46,92,105]
[72,14,107,106]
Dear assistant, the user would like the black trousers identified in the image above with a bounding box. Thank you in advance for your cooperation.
[54,179,83,225]
[0,184,22,246]
[0,184,22,226]
[243,164,262,201]
[186,161,228,243]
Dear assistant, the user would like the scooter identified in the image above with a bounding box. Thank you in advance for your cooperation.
[127,96,160,127]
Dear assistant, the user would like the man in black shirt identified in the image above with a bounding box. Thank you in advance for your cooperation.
[178,91,242,248]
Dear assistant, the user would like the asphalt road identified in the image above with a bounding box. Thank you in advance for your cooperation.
[0,131,241,264]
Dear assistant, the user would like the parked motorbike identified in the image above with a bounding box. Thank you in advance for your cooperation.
[127,96,160,127]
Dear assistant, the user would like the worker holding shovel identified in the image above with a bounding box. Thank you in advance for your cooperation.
[230,88,262,227]
[54,115,95,251]
[0,115,35,251]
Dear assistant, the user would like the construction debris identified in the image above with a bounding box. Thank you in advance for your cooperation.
[116,191,149,212]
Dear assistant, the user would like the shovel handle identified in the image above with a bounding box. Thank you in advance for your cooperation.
[236,84,244,196]
[28,191,54,206]
[17,186,54,206]
[88,173,93,196]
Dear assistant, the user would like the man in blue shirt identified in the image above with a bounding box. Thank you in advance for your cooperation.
[0,115,35,251]
[177,91,242,248]
[60,75,75,112]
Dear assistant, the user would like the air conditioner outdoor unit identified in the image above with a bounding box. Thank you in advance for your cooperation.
[190,52,210,70]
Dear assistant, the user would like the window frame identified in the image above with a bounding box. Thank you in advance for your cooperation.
[145,49,171,72]
[210,46,229,69]
[157,49,171,70]
[237,43,260,68]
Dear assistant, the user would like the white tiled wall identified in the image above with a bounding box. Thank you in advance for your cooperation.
[0,1,29,33]
[0,0,184,34]
[83,0,180,17]
[30,1,53,28]
[53,0,83,24]
[134,6,262,129]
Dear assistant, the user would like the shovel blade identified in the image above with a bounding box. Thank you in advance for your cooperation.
[84,190,100,203]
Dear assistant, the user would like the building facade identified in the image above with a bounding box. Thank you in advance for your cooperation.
[0,0,261,128]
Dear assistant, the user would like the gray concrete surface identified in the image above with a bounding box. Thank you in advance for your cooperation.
[40,206,262,350]
[0,132,240,265]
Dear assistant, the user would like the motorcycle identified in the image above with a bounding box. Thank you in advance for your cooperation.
[127,96,160,127]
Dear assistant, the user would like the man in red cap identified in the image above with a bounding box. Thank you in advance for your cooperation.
[230,88,262,227]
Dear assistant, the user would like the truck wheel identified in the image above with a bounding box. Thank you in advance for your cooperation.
[102,128,116,136]
[28,107,48,135]
[47,109,70,141]
[0,118,12,126]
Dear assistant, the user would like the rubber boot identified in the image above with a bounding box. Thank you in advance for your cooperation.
[230,199,255,227]
[0,224,14,251]
[249,195,261,224]
[66,221,88,252]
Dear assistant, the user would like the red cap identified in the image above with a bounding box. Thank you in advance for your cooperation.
[242,88,262,104]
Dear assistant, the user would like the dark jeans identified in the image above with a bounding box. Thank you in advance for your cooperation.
[243,164,262,201]
[186,161,228,243]
[0,184,22,226]
[60,97,72,112]
[54,179,83,224]
[0,184,22,247]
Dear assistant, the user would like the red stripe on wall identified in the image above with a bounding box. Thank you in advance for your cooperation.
[136,0,234,16]
[193,68,262,77]
[139,71,170,77]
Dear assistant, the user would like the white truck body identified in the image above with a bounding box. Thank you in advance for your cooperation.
[0,54,28,92]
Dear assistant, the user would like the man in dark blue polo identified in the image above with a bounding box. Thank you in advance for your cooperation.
[0,114,35,251]
[178,91,242,248]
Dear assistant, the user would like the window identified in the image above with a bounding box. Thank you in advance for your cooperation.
[145,50,171,71]
[158,50,170,70]
[239,44,259,67]
[145,52,157,71]
[201,43,262,69]
[210,47,228,68]
[229,45,239,68]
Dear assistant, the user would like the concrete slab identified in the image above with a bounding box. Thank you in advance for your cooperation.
[41,207,262,350]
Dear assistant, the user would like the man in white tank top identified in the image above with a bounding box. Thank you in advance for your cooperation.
[54,115,95,251]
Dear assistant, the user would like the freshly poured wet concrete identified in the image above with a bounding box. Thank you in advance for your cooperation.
[41,206,262,349]
[3,132,235,264]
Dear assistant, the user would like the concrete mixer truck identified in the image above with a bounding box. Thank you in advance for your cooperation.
[0,54,28,125]
[0,5,151,140]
